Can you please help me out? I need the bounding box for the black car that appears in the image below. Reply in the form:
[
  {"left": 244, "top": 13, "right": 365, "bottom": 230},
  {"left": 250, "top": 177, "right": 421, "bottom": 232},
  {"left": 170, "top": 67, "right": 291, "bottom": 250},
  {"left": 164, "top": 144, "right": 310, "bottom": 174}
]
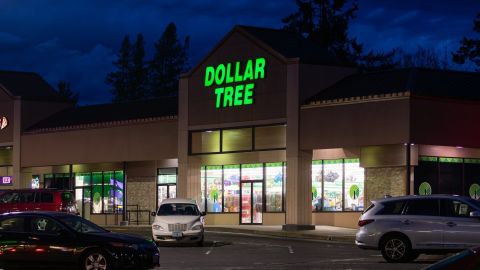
[{"left": 0, "top": 212, "right": 160, "bottom": 270}]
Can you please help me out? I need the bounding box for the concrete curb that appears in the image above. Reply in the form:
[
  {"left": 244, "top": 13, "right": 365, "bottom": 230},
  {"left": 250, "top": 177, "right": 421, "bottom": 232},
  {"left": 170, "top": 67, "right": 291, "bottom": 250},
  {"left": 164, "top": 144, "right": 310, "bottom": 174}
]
[
  {"left": 204, "top": 227, "right": 355, "bottom": 243},
  {"left": 104, "top": 225, "right": 355, "bottom": 244}
]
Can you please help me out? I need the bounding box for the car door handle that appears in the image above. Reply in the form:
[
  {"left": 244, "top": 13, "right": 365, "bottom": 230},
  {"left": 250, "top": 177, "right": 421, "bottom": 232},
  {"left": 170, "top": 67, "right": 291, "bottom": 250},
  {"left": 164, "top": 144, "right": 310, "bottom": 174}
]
[
  {"left": 446, "top": 222, "right": 457, "bottom": 227},
  {"left": 402, "top": 219, "right": 412, "bottom": 225},
  {"left": 28, "top": 236, "right": 40, "bottom": 241}
]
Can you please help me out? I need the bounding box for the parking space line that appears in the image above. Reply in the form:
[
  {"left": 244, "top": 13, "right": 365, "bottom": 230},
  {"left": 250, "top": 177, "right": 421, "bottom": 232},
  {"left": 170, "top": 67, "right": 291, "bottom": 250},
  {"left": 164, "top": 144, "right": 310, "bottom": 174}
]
[{"left": 205, "top": 241, "right": 216, "bottom": 255}]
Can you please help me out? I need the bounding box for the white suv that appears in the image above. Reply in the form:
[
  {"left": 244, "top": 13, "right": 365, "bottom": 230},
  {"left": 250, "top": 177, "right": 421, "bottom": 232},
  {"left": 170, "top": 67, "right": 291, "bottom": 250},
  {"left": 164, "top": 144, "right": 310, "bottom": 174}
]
[
  {"left": 356, "top": 195, "right": 480, "bottom": 262},
  {"left": 151, "top": 198, "right": 205, "bottom": 245}
]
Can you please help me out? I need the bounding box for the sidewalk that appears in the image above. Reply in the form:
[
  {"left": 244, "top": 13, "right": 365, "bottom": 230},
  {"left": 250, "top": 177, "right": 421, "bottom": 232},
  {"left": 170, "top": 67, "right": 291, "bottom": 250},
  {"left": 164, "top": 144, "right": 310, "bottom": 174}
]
[{"left": 105, "top": 224, "right": 357, "bottom": 244}]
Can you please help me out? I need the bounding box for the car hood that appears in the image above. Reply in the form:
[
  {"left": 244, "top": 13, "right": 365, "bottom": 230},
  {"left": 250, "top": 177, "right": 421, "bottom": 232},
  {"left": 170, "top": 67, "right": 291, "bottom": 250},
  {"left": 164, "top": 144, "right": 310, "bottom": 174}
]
[{"left": 154, "top": 215, "right": 201, "bottom": 224}]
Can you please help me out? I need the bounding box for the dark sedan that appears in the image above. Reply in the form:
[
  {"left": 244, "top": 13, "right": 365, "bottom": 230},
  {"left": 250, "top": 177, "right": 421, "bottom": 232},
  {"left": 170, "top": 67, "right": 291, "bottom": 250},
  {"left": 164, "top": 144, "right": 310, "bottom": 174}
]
[{"left": 0, "top": 212, "right": 159, "bottom": 270}]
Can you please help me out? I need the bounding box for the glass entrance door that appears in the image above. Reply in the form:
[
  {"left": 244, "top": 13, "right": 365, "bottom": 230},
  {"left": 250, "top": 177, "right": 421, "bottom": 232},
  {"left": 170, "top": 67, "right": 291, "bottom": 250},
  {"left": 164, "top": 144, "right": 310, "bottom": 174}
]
[
  {"left": 157, "top": 184, "right": 176, "bottom": 207},
  {"left": 241, "top": 182, "right": 263, "bottom": 224}
]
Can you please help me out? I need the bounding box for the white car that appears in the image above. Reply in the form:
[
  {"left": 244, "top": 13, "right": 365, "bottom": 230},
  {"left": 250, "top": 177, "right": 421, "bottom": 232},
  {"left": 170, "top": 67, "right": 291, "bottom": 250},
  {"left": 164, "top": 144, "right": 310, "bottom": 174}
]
[
  {"left": 151, "top": 198, "right": 205, "bottom": 245},
  {"left": 356, "top": 195, "right": 480, "bottom": 263}
]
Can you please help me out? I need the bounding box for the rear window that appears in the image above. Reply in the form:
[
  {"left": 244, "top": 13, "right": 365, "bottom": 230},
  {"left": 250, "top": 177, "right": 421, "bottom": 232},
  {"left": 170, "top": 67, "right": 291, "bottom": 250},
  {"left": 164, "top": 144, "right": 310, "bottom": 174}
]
[
  {"left": 363, "top": 203, "right": 375, "bottom": 214},
  {"left": 40, "top": 192, "right": 54, "bottom": 203},
  {"left": 61, "top": 192, "right": 74, "bottom": 203},
  {"left": 157, "top": 203, "right": 200, "bottom": 216},
  {"left": 376, "top": 200, "right": 406, "bottom": 215}
]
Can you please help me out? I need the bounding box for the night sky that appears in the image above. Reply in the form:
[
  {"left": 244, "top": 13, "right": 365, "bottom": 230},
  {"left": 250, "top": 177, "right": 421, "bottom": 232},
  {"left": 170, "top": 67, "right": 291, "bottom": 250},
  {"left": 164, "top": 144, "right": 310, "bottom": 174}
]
[{"left": 0, "top": 0, "right": 479, "bottom": 104}]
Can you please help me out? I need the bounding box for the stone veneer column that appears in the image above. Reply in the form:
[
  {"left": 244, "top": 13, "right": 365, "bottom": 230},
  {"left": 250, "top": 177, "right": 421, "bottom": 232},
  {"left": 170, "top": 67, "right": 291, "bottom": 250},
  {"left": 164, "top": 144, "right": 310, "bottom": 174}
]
[
  {"left": 365, "top": 167, "right": 407, "bottom": 206},
  {"left": 13, "top": 99, "right": 21, "bottom": 189}
]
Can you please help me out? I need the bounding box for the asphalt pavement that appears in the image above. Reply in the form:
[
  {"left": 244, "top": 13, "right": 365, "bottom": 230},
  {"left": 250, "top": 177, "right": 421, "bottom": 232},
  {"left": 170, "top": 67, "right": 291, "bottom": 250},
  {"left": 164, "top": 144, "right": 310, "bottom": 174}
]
[{"left": 153, "top": 231, "right": 446, "bottom": 270}]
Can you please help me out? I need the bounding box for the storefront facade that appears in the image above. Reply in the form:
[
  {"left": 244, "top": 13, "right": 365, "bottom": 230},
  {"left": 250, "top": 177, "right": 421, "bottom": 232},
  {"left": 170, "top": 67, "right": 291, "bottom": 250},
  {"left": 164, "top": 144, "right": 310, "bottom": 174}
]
[{"left": 2, "top": 26, "right": 480, "bottom": 228}]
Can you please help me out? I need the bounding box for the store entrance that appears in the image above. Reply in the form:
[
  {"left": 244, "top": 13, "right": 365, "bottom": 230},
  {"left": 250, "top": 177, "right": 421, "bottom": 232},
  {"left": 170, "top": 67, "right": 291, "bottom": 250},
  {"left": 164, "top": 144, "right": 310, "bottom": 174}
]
[
  {"left": 240, "top": 181, "right": 263, "bottom": 224},
  {"left": 157, "top": 184, "right": 176, "bottom": 206}
]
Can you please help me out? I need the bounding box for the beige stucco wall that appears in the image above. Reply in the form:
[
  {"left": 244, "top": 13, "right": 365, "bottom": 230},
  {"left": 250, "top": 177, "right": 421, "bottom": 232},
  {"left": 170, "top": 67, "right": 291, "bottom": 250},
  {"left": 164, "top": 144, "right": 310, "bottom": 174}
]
[
  {"left": 300, "top": 99, "right": 410, "bottom": 150},
  {"left": 312, "top": 212, "right": 361, "bottom": 228},
  {"left": 204, "top": 213, "right": 239, "bottom": 225},
  {"left": 263, "top": 213, "right": 285, "bottom": 225},
  {"left": 21, "top": 119, "right": 178, "bottom": 167}
]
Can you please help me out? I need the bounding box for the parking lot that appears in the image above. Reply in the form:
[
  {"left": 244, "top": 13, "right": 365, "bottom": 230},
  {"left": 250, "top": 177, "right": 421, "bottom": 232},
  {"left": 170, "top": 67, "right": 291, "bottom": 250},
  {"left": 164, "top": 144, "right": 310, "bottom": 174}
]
[{"left": 152, "top": 231, "right": 446, "bottom": 270}]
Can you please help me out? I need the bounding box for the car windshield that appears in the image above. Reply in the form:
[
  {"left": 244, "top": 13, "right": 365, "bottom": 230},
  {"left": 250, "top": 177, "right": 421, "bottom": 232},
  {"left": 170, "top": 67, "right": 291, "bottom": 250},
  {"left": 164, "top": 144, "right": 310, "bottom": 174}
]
[
  {"left": 157, "top": 203, "right": 200, "bottom": 216},
  {"left": 56, "top": 215, "right": 107, "bottom": 233}
]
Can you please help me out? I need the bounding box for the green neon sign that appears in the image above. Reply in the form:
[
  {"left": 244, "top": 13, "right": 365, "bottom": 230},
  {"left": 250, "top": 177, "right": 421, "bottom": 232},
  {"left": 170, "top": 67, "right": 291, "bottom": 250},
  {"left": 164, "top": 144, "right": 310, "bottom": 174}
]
[
  {"left": 469, "top": 183, "right": 480, "bottom": 199},
  {"left": 419, "top": 182, "right": 432, "bottom": 195},
  {"left": 204, "top": 58, "right": 266, "bottom": 109}
]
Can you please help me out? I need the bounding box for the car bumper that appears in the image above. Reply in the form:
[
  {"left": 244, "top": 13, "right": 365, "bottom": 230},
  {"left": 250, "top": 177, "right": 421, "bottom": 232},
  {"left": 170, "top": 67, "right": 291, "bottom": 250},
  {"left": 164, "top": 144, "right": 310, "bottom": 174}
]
[
  {"left": 355, "top": 228, "right": 378, "bottom": 250},
  {"left": 108, "top": 246, "right": 160, "bottom": 269},
  {"left": 153, "top": 230, "right": 203, "bottom": 243}
]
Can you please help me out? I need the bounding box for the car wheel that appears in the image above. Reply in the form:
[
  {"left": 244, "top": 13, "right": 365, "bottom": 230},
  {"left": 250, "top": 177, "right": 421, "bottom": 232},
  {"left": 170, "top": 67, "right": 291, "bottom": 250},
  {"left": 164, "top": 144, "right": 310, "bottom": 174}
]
[
  {"left": 380, "top": 235, "right": 413, "bottom": 263},
  {"left": 82, "top": 249, "right": 109, "bottom": 270}
]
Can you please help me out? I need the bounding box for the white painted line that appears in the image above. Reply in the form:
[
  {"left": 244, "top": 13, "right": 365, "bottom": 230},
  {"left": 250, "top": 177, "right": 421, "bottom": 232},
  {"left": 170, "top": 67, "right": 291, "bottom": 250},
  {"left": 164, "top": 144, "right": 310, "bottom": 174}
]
[
  {"left": 287, "top": 245, "right": 294, "bottom": 254},
  {"left": 205, "top": 241, "right": 216, "bottom": 255}
]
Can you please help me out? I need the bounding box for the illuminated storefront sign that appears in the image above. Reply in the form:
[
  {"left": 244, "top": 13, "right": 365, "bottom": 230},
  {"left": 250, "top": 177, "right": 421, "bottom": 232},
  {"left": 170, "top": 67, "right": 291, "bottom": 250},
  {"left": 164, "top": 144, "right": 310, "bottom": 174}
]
[
  {"left": 204, "top": 58, "right": 266, "bottom": 109},
  {"left": 0, "top": 176, "right": 12, "bottom": 186},
  {"left": 0, "top": 116, "right": 7, "bottom": 130}
]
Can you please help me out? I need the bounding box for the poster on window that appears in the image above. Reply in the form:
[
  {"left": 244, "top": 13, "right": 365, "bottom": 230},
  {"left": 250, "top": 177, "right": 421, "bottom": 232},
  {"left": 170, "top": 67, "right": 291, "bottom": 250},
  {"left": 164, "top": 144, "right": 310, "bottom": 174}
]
[
  {"left": 323, "top": 160, "right": 343, "bottom": 211},
  {"left": 206, "top": 166, "right": 223, "bottom": 212},
  {"left": 241, "top": 164, "right": 263, "bottom": 181},
  {"left": 223, "top": 165, "right": 240, "bottom": 212},
  {"left": 344, "top": 159, "right": 364, "bottom": 211}
]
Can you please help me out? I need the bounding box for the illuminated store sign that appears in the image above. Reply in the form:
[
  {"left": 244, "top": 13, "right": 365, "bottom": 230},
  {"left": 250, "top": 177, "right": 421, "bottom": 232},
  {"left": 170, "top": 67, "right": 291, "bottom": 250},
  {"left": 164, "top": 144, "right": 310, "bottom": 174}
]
[
  {"left": 0, "top": 117, "right": 7, "bottom": 130},
  {"left": 204, "top": 57, "right": 266, "bottom": 109},
  {"left": 0, "top": 176, "right": 12, "bottom": 186}
]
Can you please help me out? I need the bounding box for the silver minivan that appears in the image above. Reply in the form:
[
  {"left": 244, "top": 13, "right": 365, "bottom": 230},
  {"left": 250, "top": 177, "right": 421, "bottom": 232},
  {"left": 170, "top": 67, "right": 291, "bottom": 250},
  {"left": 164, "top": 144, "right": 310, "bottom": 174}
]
[{"left": 356, "top": 195, "right": 480, "bottom": 262}]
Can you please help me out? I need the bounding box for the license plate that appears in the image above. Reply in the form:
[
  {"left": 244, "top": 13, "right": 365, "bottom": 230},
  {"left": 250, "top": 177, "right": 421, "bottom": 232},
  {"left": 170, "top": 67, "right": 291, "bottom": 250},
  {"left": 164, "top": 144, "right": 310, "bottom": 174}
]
[{"left": 172, "top": 231, "right": 182, "bottom": 238}]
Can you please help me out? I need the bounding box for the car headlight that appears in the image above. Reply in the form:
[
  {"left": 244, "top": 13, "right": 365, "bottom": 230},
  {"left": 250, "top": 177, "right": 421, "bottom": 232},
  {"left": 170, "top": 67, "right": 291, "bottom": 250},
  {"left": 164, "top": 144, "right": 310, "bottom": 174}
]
[
  {"left": 191, "top": 224, "right": 203, "bottom": 231},
  {"left": 110, "top": 242, "right": 139, "bottom": 250},
  {"left": 152, "top": 224, "right": 164, "bottom": 231}
]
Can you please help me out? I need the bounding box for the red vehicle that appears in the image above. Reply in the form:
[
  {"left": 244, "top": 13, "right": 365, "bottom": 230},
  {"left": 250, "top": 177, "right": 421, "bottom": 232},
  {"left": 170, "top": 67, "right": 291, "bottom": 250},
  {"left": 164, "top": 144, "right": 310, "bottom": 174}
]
[{"left": 0, "top": 189, "right": 77, "bottom": 214}]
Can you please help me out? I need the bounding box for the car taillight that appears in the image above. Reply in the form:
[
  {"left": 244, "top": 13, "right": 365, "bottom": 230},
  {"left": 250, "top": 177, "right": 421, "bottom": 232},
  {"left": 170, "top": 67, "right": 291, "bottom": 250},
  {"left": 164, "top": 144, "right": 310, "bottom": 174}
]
[{"left": 358, "top": 219, "right": 374, "bottom": 227}]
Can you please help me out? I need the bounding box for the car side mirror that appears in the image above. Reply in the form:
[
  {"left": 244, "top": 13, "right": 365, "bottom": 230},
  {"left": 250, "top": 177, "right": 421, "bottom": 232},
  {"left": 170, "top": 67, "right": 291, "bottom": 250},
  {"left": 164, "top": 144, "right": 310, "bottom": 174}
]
[
  {"left": 201, "top": 212, "right": 206, "bottom": 216},
  {"left": 151, "top": 212, "right": 156, "bottom": 217},
  {"left": 470, "top": 210, "right": 480, "bottom": 218}
]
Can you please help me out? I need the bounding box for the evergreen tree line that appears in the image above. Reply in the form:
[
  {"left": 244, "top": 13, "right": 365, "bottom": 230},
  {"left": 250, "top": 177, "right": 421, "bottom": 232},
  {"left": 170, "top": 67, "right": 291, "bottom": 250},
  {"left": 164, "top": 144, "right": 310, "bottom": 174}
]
[
  {"left": 106, "top": 22, "right": 189, "bottom": 102},
  {"left": 58, "top": 2, "right": 480, "bottom": 104}
]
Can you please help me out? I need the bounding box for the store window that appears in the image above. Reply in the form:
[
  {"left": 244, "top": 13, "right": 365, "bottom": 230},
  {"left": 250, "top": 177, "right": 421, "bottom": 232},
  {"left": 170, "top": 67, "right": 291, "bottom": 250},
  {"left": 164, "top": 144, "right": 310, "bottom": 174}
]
[
  {"left": 255, "top": 125, "right": 286, "bottom": 150},
  {"left": 76, "top": 171, "right": 124, "bottom": 215},
  {"left": 191, "top": 130, "right": 220, "bottom": 154},
  {"left": 323, "top": 159, "right": 343, "bottom": 211},
  {"left": 222, "top": 128, "right": 252, "bottom": 152},
  {"left": 311, "top": 160, "right": 323, "bottom": 211},
  {"left": 157, "top": 168, "right": 177, "bottom": 208},
  {"left": 206, "top": 166, "right": 223, "bottom": 212},
  {"left": 200, "top": 162, "right": 285, "bottom": 214},
  {"left": 223, "top": 165, "right": 240, "bottom": 212},
  {"left": 265, "top": 163, "right": 283, "bottom": 212},
  {"left": 344, "top": 159, "right": 365, "bottom": 211},
  {"left": 438, "top": 158, "right": 463, "bottom": 195},
  {"left": 311, "top": 159, "right": 364, "bottom": 212},
  {"left": 44, "top": 173, "right": 71, "bottom": 189},
  {"left": 241, "top": 164, "right": 263, "bottom": 181}
]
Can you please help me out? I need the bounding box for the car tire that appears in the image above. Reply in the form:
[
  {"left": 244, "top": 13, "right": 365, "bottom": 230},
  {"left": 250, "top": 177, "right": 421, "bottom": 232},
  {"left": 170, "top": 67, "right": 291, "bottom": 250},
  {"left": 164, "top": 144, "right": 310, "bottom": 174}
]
[
  {"left": 81, "top": 249, "right": 110, "bottom": 270},
  {"left": 380, "top": 235, "right": 413, "bottom": 263}
]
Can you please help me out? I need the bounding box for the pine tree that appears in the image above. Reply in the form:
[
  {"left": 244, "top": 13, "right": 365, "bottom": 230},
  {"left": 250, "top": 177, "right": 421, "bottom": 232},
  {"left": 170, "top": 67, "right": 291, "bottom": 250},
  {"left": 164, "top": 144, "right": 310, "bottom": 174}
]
[
  {"left": 106, "top": 35, "right": 133, "bottom": 102},
  {"left": 283, "top": 0, "right": 395, "bottom": 70},
  {"left": 57, "top": 80, "right": 79, "bottom": 106},
  {"left": 131, "top": 33, "right": 148, "bottom": 100},
  {"left": 149, "top": 22, "right": 189, "bottom": 97}
]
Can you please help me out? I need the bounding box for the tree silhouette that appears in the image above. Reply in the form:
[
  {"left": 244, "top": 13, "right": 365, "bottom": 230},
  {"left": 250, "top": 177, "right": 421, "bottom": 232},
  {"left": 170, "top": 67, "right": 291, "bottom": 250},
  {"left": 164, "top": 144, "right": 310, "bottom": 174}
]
[
  {"left": 453, "top": 13, "right": 480, "bottom": 69},
  {"left": 57, "top": 80, "right": 79, "bottom": 106}
]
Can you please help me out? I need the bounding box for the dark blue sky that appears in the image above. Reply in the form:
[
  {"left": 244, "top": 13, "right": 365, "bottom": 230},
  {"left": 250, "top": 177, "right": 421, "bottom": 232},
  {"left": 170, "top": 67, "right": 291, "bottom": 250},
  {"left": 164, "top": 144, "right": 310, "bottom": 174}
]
[{"left": 0, "top": 0, "right": 479, "bottom": 104}]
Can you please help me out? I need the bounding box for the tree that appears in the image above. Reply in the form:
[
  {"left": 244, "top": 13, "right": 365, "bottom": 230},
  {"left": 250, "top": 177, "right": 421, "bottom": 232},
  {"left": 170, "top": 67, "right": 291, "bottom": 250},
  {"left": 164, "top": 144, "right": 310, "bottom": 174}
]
[
  {"left": 283, "top": 0, "right": 361, "bottom": 65},
  {"left": 149, "top": 22, "right": 189, "bottom": 97},
  {"left": 106, "top": 35, "right": 133, "bottom": 102},
  {"left": 131, "top": 33, "right": 148, "bottom": 100},
  {"left": 283, "top": 0, "right": 395, "bottom": 70},
  {"left": 398, "top": 46, "right": 449, "bottom": 70},
  {"left": 453, "top": 13, "right": 480, "bottom": 69},
  {"left": 107, "top": 34, "right": 149, "bottom": 102},
  {"left": 57, "top": 80, "right": 79, "bottom": 106}
]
